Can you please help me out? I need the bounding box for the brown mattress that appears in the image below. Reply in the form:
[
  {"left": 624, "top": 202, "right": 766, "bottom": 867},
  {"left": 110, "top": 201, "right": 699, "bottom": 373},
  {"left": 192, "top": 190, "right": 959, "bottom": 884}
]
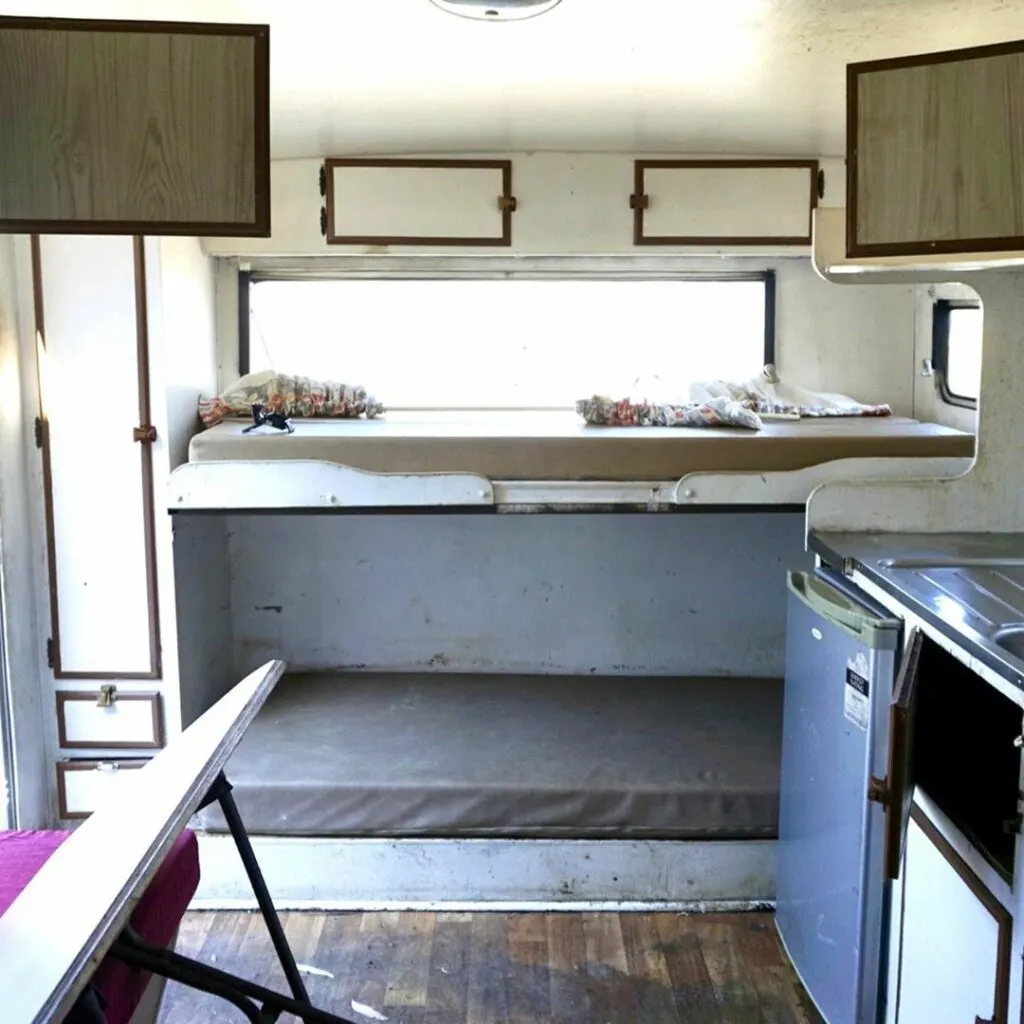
[
  {"left": 196, "top": 672, "right": 783, "bottom": 839},
  {"left": 188, "top": 416, "right": 974, "bottom": 481}
]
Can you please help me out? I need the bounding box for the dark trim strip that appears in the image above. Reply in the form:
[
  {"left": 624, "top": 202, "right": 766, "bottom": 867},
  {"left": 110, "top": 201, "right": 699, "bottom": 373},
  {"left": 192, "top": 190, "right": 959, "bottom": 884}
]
[
  {"left": 31, "top": 235, "right": 63, "bottom": 678},
  {"left": 133, "top": 238, "right": 162, "bottom": 679},
  {"left": 238, "top": 269, "right": 252, "bottom": 377},
  {"left": 32, "top": 235, "right": 161, "bottom": 680},
  {"left": 846, "top": 61, "right": 860, "bottom": 263},
  {"left": 848, "top": 36, "right": 1024, "bottom": 75},
  {"left": 633, "top": 159, "right": 820, "bottom": 247},
  {"left": 324, "top": 158, "right": 514, "bottom": 247},
  {"left": 848, "top": 235, "right": 1024, "bottom": 260},
  {"left": 0, "top": 14, "right": 269, "bottom": 33},
  {"left": 762, "top": 270, "right": 776, "bottom": 367},
  {"left": 911, "top": 804, "right": 1012, "bottom": 1024},
  {"left": 55, "top": 691, "right": 164, "bottom": 751}
]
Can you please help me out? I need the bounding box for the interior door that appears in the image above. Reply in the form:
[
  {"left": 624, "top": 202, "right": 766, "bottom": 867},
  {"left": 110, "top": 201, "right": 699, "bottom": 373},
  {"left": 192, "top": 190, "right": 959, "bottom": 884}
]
[{"left": 869, "top": 626, "right": 923, "bottom": 880}]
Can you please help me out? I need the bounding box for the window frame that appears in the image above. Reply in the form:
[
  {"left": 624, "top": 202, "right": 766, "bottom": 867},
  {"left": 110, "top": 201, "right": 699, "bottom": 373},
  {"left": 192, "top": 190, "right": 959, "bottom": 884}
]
[
  {"left": 237, "top": 268, "right": 777, "bottom": 403},
  {"left": 931, "top": 298, "right": 981, "bottom": 410}
]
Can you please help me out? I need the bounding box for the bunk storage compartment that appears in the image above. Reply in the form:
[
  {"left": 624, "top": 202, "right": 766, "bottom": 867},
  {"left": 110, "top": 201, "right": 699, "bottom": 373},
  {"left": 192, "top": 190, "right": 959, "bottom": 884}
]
[
  {"left": 186, "top": 415, "right": 974, "bottom": 481},
  {"left": 197, "top": 672, "right": 783, "bottom": 839}
]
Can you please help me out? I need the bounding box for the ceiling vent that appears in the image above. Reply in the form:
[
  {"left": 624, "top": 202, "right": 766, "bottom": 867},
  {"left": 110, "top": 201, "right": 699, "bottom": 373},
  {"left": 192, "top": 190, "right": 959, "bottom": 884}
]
[{"left": 428, "top": 0, "right": 563, "bottom": 21}]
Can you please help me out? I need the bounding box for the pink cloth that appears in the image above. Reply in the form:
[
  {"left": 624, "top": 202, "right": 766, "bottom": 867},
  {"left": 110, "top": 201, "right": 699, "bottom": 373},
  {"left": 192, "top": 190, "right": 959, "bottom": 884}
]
[{"left": 0, "top": 828, "right": 200, "bottom": 1023}]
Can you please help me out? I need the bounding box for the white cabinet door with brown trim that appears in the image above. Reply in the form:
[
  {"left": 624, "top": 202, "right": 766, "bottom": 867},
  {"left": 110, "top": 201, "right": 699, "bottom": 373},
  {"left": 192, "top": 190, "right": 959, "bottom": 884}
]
[
  {"left": 322, "top": 158, "right": 514, "bottom": 246},
  {"left": 895, "top": 808, "right": 1011, "bottom": 1024},
  {"left": 33, "top": 234, "right": 160, "bottom": 680}
]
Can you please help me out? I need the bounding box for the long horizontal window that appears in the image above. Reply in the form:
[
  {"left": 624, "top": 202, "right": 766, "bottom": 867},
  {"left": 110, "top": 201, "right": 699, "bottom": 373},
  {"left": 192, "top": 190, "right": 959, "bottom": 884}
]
[{"left": 243, "top": 275, "right": 774, "bottom": 411}]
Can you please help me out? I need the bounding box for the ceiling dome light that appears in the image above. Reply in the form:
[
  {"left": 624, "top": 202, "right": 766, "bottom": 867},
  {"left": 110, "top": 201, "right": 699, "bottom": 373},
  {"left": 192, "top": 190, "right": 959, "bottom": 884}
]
[{"left": 428, "top": 0, "right": 563, "bottom": 21}]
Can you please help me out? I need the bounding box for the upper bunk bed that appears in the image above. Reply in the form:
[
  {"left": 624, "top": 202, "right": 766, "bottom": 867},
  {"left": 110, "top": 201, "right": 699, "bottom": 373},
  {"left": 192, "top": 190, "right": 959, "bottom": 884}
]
[{"left": 168, "top": 412, "right": 974, "bottom": 512}]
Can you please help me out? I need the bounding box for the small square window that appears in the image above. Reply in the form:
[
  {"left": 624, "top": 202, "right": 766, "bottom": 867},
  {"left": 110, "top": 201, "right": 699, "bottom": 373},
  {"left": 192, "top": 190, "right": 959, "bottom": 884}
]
[{"left": 932, "top": 300, "right": 981, "bottom": 408}]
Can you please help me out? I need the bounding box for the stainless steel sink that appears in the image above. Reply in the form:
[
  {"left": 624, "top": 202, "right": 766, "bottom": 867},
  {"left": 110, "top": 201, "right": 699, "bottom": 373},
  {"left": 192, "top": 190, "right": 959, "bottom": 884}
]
[{"left": 991, "top": 625, "right": 1024, "bottom": 661}]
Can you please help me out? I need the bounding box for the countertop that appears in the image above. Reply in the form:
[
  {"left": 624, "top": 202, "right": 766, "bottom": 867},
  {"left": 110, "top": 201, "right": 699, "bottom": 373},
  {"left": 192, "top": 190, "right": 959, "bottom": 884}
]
[{"left": 809, "top": 530, "right": 1024, "bottom": 690}]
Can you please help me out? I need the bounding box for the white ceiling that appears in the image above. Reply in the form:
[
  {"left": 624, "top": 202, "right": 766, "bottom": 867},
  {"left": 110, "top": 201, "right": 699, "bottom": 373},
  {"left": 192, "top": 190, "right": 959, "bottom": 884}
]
[{"left": 5, "top": 0, "right": 1023, "bottom": 158}]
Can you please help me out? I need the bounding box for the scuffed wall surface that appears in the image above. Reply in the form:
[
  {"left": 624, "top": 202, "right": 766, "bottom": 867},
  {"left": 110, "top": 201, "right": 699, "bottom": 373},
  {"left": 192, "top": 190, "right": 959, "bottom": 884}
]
[
  {"left": 226, "top": 512, "right": 810, "bottom": 679},
  {"left": 173, "top": 514, "right": 235, "bottom": 727},
  {"left": 774, "top": 259, "right": 915, "bottom": 415}
]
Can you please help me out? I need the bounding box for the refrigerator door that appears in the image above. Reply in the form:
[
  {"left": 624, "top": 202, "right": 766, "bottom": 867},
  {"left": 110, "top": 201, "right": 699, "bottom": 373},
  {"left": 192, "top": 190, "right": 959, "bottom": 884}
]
[{"left": 776, "top": 570, "right": 900, "bottom": 1024}]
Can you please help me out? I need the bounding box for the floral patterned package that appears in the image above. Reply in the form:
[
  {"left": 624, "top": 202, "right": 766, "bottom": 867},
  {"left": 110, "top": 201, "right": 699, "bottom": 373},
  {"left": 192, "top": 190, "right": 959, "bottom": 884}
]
[
  {"left": 576, "top": 395, "right": 763, "bottom": 429},
  {"left": 198, "top": 370, "right": 384, "bottom": 427}
]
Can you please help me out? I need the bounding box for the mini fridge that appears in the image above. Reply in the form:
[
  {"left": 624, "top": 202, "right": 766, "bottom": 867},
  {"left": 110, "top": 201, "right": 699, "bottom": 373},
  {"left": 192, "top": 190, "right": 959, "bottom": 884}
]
[{"left": 776, "top": 568, "right": 902, "bottom": 1024}]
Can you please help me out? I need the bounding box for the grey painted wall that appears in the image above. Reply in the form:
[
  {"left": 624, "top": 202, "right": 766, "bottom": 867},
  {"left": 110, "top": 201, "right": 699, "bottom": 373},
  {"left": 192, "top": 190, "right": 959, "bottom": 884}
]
[{"left": 225, "top": 512, "right": 810, "bottom": 679}]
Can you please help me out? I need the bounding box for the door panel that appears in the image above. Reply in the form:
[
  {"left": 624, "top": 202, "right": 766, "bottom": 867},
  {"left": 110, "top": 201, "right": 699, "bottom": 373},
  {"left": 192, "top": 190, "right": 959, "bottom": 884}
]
[
  {"left": 897, "top": 807, "right": 1010, "bottom": 1024},
  {"left": 878, "top": 627, "right": 923, "bottom": 880},
  {"left": 34, "top": 235, "right": 160, "bottom": 677}
]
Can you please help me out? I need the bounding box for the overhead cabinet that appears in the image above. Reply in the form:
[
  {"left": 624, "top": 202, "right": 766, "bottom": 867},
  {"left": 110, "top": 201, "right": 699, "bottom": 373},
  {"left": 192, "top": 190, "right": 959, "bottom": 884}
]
[
  {"left": 847, "top": 39, "right": 1024, "bottom": 257},
  {"left": 0, "top": 16, "right": 270, "bottom": 235},
  {"left": 322, "top": 158, "right": 515, "bottom": 246},
  {"left": 631, "top": 160, "right": 821, "bottom": 246}
]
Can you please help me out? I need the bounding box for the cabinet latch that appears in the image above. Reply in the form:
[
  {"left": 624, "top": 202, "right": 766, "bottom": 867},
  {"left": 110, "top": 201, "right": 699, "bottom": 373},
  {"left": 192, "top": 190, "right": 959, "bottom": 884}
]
[
  {"left": 132, "top": 425, "right": 157, "bottom": 444},
  {"left": 498, "top": 195, "right": 517, "bottom": 213},
  {"left": 96, "top": 684, "right": 117, "bottom": 708},
  {"left": 629, "top": 193, "right": 650, "bottom": 211},
  {"left": 867, "top": 775, "right": 890, "bottom": 806}
]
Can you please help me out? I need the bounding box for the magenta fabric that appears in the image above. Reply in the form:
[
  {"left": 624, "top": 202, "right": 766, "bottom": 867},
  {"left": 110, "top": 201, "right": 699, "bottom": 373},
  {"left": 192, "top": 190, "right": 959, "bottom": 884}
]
[{"left": 0, "top": 828, "right": 200, "bottom": 1024}]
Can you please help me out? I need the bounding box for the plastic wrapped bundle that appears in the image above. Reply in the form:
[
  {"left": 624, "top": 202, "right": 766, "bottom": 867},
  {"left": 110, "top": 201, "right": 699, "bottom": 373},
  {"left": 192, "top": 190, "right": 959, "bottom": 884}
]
[
  {"left": 199, "top": 370, "right": 384, "bottom": 427},
  {"left": 576, "top": 394, "right": 762, "bottom": 430}
]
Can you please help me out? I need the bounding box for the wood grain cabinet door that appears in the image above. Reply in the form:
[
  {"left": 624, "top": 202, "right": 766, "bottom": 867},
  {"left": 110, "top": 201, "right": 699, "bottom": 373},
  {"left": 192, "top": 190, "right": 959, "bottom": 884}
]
[
  {"left": 847, "top": 39, "right": 1024, "bottom": 258},
  {"left": 0, "top": 16, "right": 270, "bottom": 236}
]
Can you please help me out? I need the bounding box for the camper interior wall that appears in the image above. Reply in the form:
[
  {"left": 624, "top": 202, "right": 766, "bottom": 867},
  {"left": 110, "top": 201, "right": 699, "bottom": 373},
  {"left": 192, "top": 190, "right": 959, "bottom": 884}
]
[
  {"left": 144, "top": 237, "right": 230, "bottom": 735},
  {"left": 225, "top": 512, "right": 812, "bottom": 680},
  {"left": 0, "top": 235, "right": 46, "bottom": 828}
]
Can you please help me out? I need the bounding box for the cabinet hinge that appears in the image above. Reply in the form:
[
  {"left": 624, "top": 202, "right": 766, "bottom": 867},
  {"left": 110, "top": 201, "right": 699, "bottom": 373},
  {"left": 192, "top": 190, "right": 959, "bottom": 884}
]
[
  {"left": 817, "top": 168, "right": 826, "bottom": 201},
  {"left": 867, "top": 775, "right": 890, "bottom": 806},
  {"left": 319, "top": 206, "right": 327, "bottom": 237},
  {"left": 1002, "top": 813, "right": 1023, "bottom": 835},
  {"left": 34, "top": 416, "right": 43, "bottom": 449},
  {"left": 46, "top": 637, "right": 54, "bottom": 669},
  {"left": 318, "top": 163, "right": 327, "bottom": 197}
]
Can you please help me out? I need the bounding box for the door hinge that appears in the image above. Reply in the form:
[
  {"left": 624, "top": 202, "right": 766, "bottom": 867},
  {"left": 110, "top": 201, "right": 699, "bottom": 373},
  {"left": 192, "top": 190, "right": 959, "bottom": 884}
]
[
  {"left": 46, "top": 637, "right": 54, "bottom": 669},
  {"left": 868, "top": 775, "right": 890, "bottom": 806},
  {"left": 34, "top": 416, "right": 43, "bottom": 449}
]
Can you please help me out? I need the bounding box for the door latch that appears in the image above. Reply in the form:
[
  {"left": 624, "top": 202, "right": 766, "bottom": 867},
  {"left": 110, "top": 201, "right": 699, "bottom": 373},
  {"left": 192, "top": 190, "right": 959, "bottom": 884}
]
[{"left": 867, "top": 776, "right": 890, "bottom": 806}]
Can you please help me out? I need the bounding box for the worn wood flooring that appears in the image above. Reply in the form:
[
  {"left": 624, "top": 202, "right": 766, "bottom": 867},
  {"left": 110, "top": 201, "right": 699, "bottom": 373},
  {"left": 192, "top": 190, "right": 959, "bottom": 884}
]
[{"left": 157, "top": 910, "right": 822, "bottom": 1023}]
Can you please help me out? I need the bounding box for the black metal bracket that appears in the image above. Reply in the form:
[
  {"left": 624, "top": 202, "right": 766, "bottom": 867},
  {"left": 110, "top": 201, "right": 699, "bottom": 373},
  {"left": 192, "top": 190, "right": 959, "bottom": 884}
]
[{"left": 107, "top": 771, "right": 358, "bottom": 1024}]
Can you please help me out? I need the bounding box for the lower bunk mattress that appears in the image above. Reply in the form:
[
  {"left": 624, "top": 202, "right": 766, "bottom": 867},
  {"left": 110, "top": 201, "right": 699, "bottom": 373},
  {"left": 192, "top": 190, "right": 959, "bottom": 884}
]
[{"left": 196, "top": 672, "right": 783, "bottom": 839}]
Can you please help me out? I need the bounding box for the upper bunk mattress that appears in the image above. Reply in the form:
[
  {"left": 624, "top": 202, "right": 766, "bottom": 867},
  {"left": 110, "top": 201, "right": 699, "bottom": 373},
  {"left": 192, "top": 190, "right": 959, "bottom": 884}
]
[
  {"left": 195, "top": 672, "right": 783, "bottom": 839},
  {"left": 188, "top": 416, "right": 974, "bottom": 481}
]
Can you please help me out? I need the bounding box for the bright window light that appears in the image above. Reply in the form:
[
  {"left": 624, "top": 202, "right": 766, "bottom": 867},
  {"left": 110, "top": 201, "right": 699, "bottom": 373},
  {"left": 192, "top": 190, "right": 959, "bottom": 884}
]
[
  {"left": 247, "top": 278, "right": 769, "bottom": 411},
  {"left": 945, "top": 306, "right": 982, "bottom": 403}
]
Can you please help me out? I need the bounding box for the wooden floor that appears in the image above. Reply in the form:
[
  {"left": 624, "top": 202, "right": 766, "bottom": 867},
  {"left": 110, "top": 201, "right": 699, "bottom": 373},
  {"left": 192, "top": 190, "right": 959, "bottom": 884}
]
[{"left": 157, "top": 910, "right": 822, "bottom": 1023}]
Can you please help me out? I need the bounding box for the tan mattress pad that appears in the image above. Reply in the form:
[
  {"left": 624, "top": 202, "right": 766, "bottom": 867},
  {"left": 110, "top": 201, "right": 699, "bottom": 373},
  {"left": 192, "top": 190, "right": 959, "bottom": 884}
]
[
  {"left": 188, "top": 415, "right": 974, "bottom": 482},
  {"left": 196, "top": 672, "right": 784, "bottom": 839}
]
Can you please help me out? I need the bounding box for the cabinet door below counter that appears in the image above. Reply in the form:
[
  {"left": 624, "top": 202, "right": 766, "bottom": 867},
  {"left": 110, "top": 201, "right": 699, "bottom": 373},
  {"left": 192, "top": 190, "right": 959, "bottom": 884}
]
[{"left": 896, "top": 807, "right": 1010, "bottom": 1024}]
